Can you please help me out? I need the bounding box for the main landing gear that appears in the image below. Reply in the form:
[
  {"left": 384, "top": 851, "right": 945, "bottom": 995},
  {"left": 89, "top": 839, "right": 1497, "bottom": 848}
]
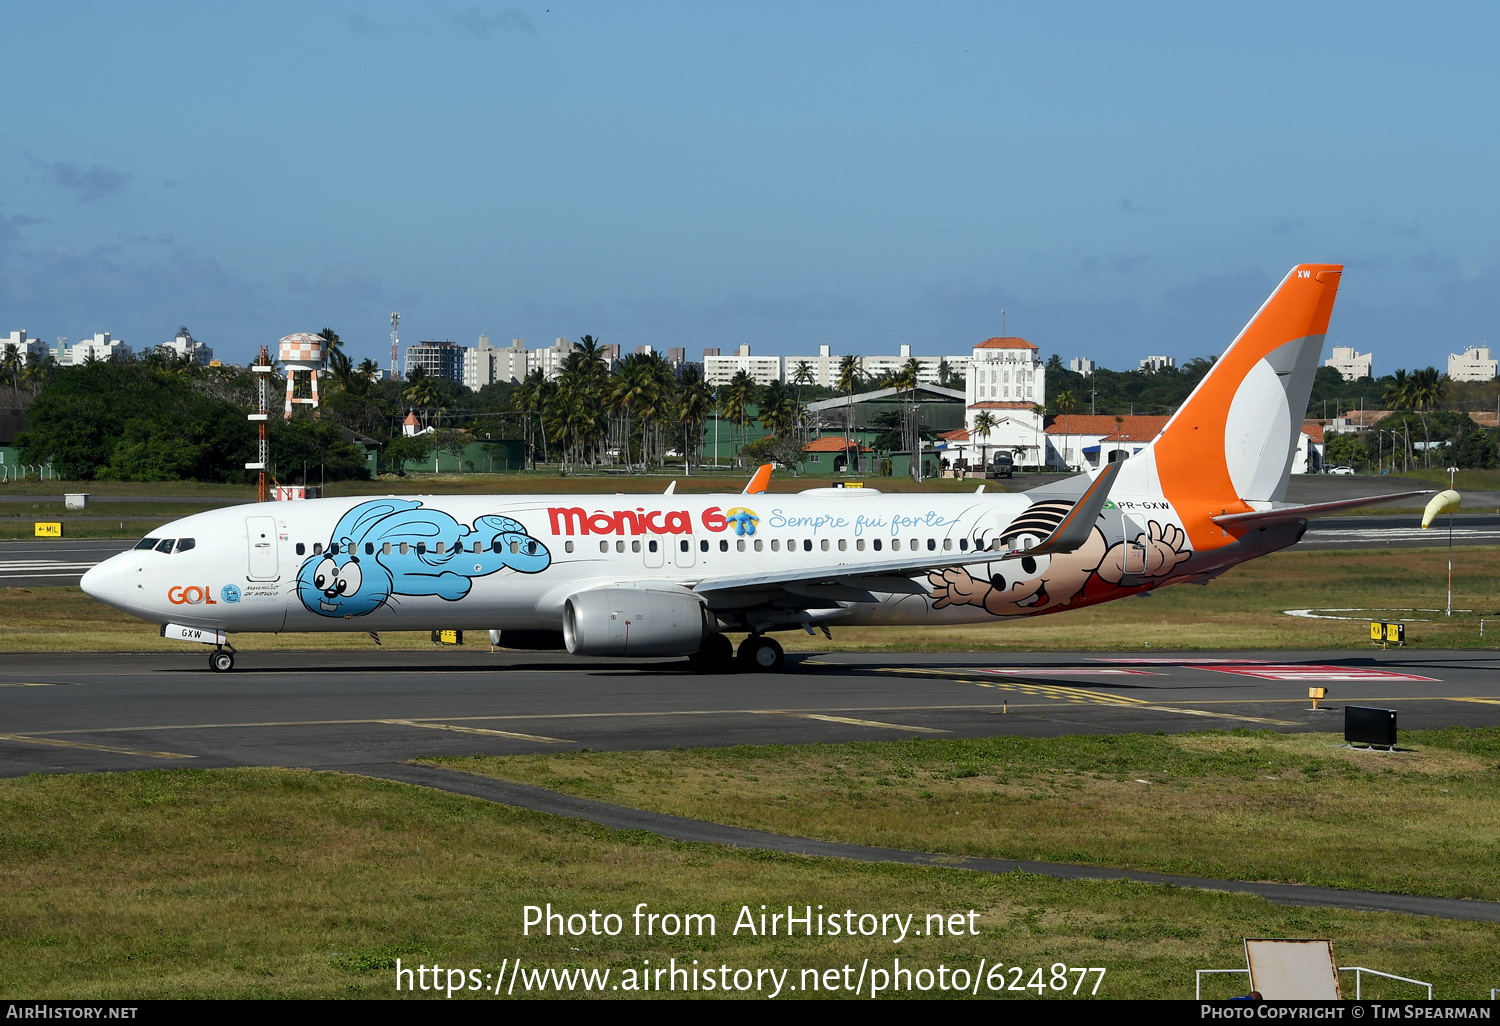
[
  {"left": 688, "top": 633, "right": 735, "bottom": 674},
  {"left": 736, "top": 635, "right": 784, "bottom": 673},
  {"left": 209, "top": 648, "right": 235, "bottom": 673}
]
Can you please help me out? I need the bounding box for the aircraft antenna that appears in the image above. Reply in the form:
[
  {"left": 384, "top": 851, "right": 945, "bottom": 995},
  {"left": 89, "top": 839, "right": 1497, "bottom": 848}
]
[{"left": 389, "top": 312, "right": 400, "bottom": 380}]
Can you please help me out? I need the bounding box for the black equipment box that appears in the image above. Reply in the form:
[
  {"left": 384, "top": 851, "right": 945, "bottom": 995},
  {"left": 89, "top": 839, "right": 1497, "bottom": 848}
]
[{"left": 1345, "top": 705, "right": 1398, "bottom": 749}]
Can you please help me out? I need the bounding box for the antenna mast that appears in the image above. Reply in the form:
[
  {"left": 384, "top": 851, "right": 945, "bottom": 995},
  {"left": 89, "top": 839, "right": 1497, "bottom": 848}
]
[{"left": 389, "top": 312, "right": 400, "bottom": 380}]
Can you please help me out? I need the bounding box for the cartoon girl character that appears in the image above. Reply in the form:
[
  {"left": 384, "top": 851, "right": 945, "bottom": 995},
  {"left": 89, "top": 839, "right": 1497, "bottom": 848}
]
[
  {"left": 296, "top": 499, "right": 551, "bottom": 618},
  {"left": 927, "top": 500, "right": 1190, "bottom": 617}
]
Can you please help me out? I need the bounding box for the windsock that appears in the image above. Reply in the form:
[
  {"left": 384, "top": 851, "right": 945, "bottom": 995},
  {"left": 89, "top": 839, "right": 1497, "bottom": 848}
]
[{"left": 1421, "top": 489, "right": 1461, "bottom": 528}]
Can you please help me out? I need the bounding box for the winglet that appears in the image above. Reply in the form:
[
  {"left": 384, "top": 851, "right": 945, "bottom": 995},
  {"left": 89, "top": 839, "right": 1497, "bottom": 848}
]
[
  {"left": 664, "top": 480, "right": 677, "bottom": 495},
  {"left": 743, "top": 464, "right": 773, "bottom": 495},
  {"left": 1026, "top": 458, "right": 1124, "bottom": 556}
]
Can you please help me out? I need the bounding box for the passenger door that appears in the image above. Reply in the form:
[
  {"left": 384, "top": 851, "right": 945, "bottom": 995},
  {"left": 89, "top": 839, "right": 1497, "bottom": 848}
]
[{"left": 246, "top": 516, "right": 280, "bottom": 581}]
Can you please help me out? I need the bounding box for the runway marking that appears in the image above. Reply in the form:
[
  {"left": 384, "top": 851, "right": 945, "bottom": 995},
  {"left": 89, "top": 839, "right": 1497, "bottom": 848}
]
[
  {"left": 1449, "top": 698, "right": 1500, "bottom": 706},
  {"left": 1198, "top": 664, "right": 1440, "bottom": 682},
  {"left": 376, "top": 719, "right": 575, "bottom": 744},
  {"left": 974, "top": 667, "right": 1162, "bottom": 676},
  {"left": 0, "top": 682, "right": 76, "bottom": 688},
  {"left": 763, "top": 712, "right": 947, "bottom": 734},
  {"left": 966, "top": 680, "right": 1297, "bottom": 726},
  {"left": 0, "top": 733, "right": 194, "bottom": 759}
]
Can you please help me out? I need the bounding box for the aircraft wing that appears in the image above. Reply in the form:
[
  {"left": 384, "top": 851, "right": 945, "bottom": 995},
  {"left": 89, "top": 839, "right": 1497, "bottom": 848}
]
[
  {"left": 1209, "top": 490, "right": 1431, "bottom": 528},
  {"left": 694, "top": 459, "right": 1123, "bottom": 598}
]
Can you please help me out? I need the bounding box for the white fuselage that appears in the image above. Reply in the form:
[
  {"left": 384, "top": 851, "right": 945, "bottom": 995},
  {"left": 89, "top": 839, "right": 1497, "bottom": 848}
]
[{"left": 79, "top": 486, "right": 1297, "bottom": 640}]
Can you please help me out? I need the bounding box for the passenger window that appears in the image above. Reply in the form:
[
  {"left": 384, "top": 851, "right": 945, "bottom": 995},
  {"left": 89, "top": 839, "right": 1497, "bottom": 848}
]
[
  {"left": 679, "top": 540, "right": 688, "bottom": 552},
  {"left": 492, "top": 539, "right": 503, "bottom": 553},
  {"left": 649, "top": 540, "right": 658, "bottom": 553},
  {"left": 803, "top": 539, "right": 812, "bottom": 552},
  {"left": 820, "top": 539, "right": 829, "bottom": 551},
  {"left": 565, "top": 540, "right": 575, "bottom": 553},
  {"left": 700, "top": 540, "right": 709, "bottom": 552},
  {"left": 510, "top": 541, "right": 520, "bottom": 554},
  {"left": 332, "top": 543, "right": 342, "bottom": 555},
  {"left": 856, "top": 539, "right": 865, "bottom": 551},
  {"left": 366, "top": 543, "right": 375, "bottom": 555},
  {"left": 472, "top": 541, "right": 481, "bottom": 553},
  {"left": 891, "top": 539, "right": 901, "bottom": 551},
  {"left": 313, "top": 542, "right": 324, "bottom": 555},
  {"left": 382, "top": 542, "right": 392, "bottom": 555},
  {"left": 415, "top": 543, "right": 425, "bottom": 555},
  {"left": 736, "top": 539, "right": 745, "bottom": 552},
  {"left": 176, "top": 538, "right": 195, "bottom": 553},
  {"left": 527, "top": 541, "right": 537, "bottom": 555},
  {"left": 435, "top": 542, "right": 446, "bottom": 554},
  {"left": 135, "top": 538, "right": 159, "bottom": 550},
  {"left": 600, "top": 541, "right": 609, "bottom": 553},
  {"left": 400, "top": 542, "right": 410, "bottom": 555},
  {"left": 873, "top": 539, "right": 883, "bottom": 551},
  {"left": 719, "top": 539, "right": 729, "bottom": 552},
  {"left": 771, "top": 539, "right": 780, "bottom": 552},
  {"left": 959, "top": 538, "right": 968, "bottom": 551},
  {"left": 837, "top": 539, "right": 846, "bottom": 551},
  {"left": 927, "top": 538, "right": 936, "bottom": 551},
  {"left": 155, "top": 539, "right": 175, "bottom": 553},
  {"left": 632, "top": 540, "right": 641, "bottom": 553},
  {"left": 296, "top": 542, "right": 306, "bottom": 555},
  {"left": 943, "top": 538, "right": 952, "bottom": 551},
  {"left": 615, "top": 541, "right": 625, "bottom": 553},
  {"left": 754, "top": 539, "right": 763, "bottom": 551}
]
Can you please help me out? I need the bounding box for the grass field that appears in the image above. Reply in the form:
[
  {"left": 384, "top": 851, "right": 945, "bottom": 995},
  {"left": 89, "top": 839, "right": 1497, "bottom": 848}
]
[
  {"left": 1, "top": 766, "right": 1495, "bottom": 999},
  {"left": 432, "top": 728, "right": 1500, "bottom": 903},
  {"left": 4, "top": 545, "right": 1496, "bottom": 653}
]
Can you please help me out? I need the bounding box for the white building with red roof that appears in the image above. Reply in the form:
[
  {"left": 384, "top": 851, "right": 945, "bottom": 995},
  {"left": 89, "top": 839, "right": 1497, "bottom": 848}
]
[{"left": 962, "top": 336, "right": 1050, "bottom": 469}]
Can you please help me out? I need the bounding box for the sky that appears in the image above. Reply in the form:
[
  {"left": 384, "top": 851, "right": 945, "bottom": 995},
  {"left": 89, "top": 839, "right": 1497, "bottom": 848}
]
[{"left": 3, "top": 2, "right": 1500, "bottom": 373}]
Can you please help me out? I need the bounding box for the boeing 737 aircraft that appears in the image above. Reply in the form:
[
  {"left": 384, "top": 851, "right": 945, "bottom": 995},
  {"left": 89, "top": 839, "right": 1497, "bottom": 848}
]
[{"left": 81, "top": 265, "right": 1425, "bottom": 672}]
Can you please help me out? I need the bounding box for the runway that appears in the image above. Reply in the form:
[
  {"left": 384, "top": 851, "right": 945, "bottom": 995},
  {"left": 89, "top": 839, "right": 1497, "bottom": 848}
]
[{"left": 3, "top": 649, "right": 1498, "bottom": 778}]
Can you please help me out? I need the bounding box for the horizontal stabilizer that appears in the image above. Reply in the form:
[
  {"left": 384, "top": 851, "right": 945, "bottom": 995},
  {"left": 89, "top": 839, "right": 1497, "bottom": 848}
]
[
  {"left": 1209, "top": 490, "right": 1431, "bottom": 529},
  {"left": 1025, "top": 458, "right": 1123, "bottom": 556}
]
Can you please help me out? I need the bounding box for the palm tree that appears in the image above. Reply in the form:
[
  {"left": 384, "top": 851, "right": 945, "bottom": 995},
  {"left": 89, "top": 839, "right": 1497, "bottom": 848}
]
[
  {"left": 610, "top": 354, "right": 652, "bottom": 468},
  {"left": 403, "top": 374, "right": 439, "bottom": 427},
  {"left": 895, "top": 357, "right": 923, "bottom": 476},
  {"left": 1052, "top": 390, "right": 1078, "bottom": 470},
  {"left": 1030, "top": 404, "right": 1046, "bottom": 471},
  {"left": 836, "top": 354, "right": 861, "bottom": 454},
  {"left": 356, "top": 357, "right": 381, "bottom": 386},
  {"left": 1407, "top": 366, "right": 1447, "bottom": 468},
  {"left": 971, "top": 410, "right": 997, "bottom": 474},
  {"left": 319, "top": 328, "right": 343, "bottom": 362},
  {"left": 791, "top": 360, "right": 814, "bottom": 400},
  {"left": 757, "top": 380, "right": 800, "bottom": 438},
  {"left": 512, "top": 368, "right": 544, "bottom": 469},
  {"left": 722, "top": 371, "right": 756, "bottom": 466},
  {"left": 675, "top": 365, "right": 713, "bottom": 474},
  {"left": 1383, "top": 370, "right": 1414, "bottom": 471},
  {"left": 1112, "top": 414, "right": 1125, "bottom": 462},
  {"left": 0, "top": 344, "right": 20, "bottom": 392},
  {"left": 326, "top": 350, "right": 356, "bottom": 393}
]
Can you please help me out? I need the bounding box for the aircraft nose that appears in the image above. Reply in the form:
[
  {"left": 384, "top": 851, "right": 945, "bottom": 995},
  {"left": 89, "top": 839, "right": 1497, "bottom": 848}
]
[{"left": 81, "top": 552, "right": 134, "bottom": 604}]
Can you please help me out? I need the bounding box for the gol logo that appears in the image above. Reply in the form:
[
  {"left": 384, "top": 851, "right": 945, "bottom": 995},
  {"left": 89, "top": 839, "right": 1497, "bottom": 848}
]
[{"left": 168, "top": 585, "right": 219, "bottom": 605}]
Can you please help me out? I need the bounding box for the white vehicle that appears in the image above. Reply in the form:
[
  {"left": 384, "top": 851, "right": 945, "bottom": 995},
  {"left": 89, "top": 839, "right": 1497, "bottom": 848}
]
[
  {"left": 1327, "top": 465, "right": 1355, "bottom": 475},
  {"left": 82, "top": 265, "right": 1425, "bottom": 673}
]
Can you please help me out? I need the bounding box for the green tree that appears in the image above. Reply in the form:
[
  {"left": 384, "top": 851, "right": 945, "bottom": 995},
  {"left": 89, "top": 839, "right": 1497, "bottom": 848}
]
[
  {"left": 1323, "top": 432, "right": 1366, "bottom": 469},
  {"left": 971, "top": 410, "right": 997, "bottom": 471},
  {"left": 1052, "top": 390, "right": 1078, "bottom": 470},
  {"left": 382, "top": 434, "right": 433, "bottom": 476}
]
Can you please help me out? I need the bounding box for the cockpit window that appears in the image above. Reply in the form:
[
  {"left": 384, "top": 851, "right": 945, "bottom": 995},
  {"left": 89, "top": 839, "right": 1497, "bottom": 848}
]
[
  {"left": 155, "top": 539, "right": 176, "bottom": 553},
  {"left": 175, "top": 538, "right": 195, "bottom": 553},
  {"left": 135, "top": 538, "right": 160, "bottom": 551}
]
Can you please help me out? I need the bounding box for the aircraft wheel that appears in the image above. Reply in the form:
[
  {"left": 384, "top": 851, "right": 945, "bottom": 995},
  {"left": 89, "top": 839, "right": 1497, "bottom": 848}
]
[
  {"left": 209, "top": 650, "right": 235, "bottom": 673},
  {"left": 737, "top": 635, "right": 784, "bottom": 673},
  {"left": 689, "top": 633, "right": 735, "bottom": 674}
]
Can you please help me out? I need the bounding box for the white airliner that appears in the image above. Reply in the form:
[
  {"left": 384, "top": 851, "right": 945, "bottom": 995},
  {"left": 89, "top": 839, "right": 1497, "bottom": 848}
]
[{"left": 82, "top": 264, "right": 1423, "bottom": 673}]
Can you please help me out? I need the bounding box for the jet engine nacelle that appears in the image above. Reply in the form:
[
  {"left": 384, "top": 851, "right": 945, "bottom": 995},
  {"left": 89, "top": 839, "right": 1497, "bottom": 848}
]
[{"left": 562, "top": 586, "right": 708, "bottom": 657}]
